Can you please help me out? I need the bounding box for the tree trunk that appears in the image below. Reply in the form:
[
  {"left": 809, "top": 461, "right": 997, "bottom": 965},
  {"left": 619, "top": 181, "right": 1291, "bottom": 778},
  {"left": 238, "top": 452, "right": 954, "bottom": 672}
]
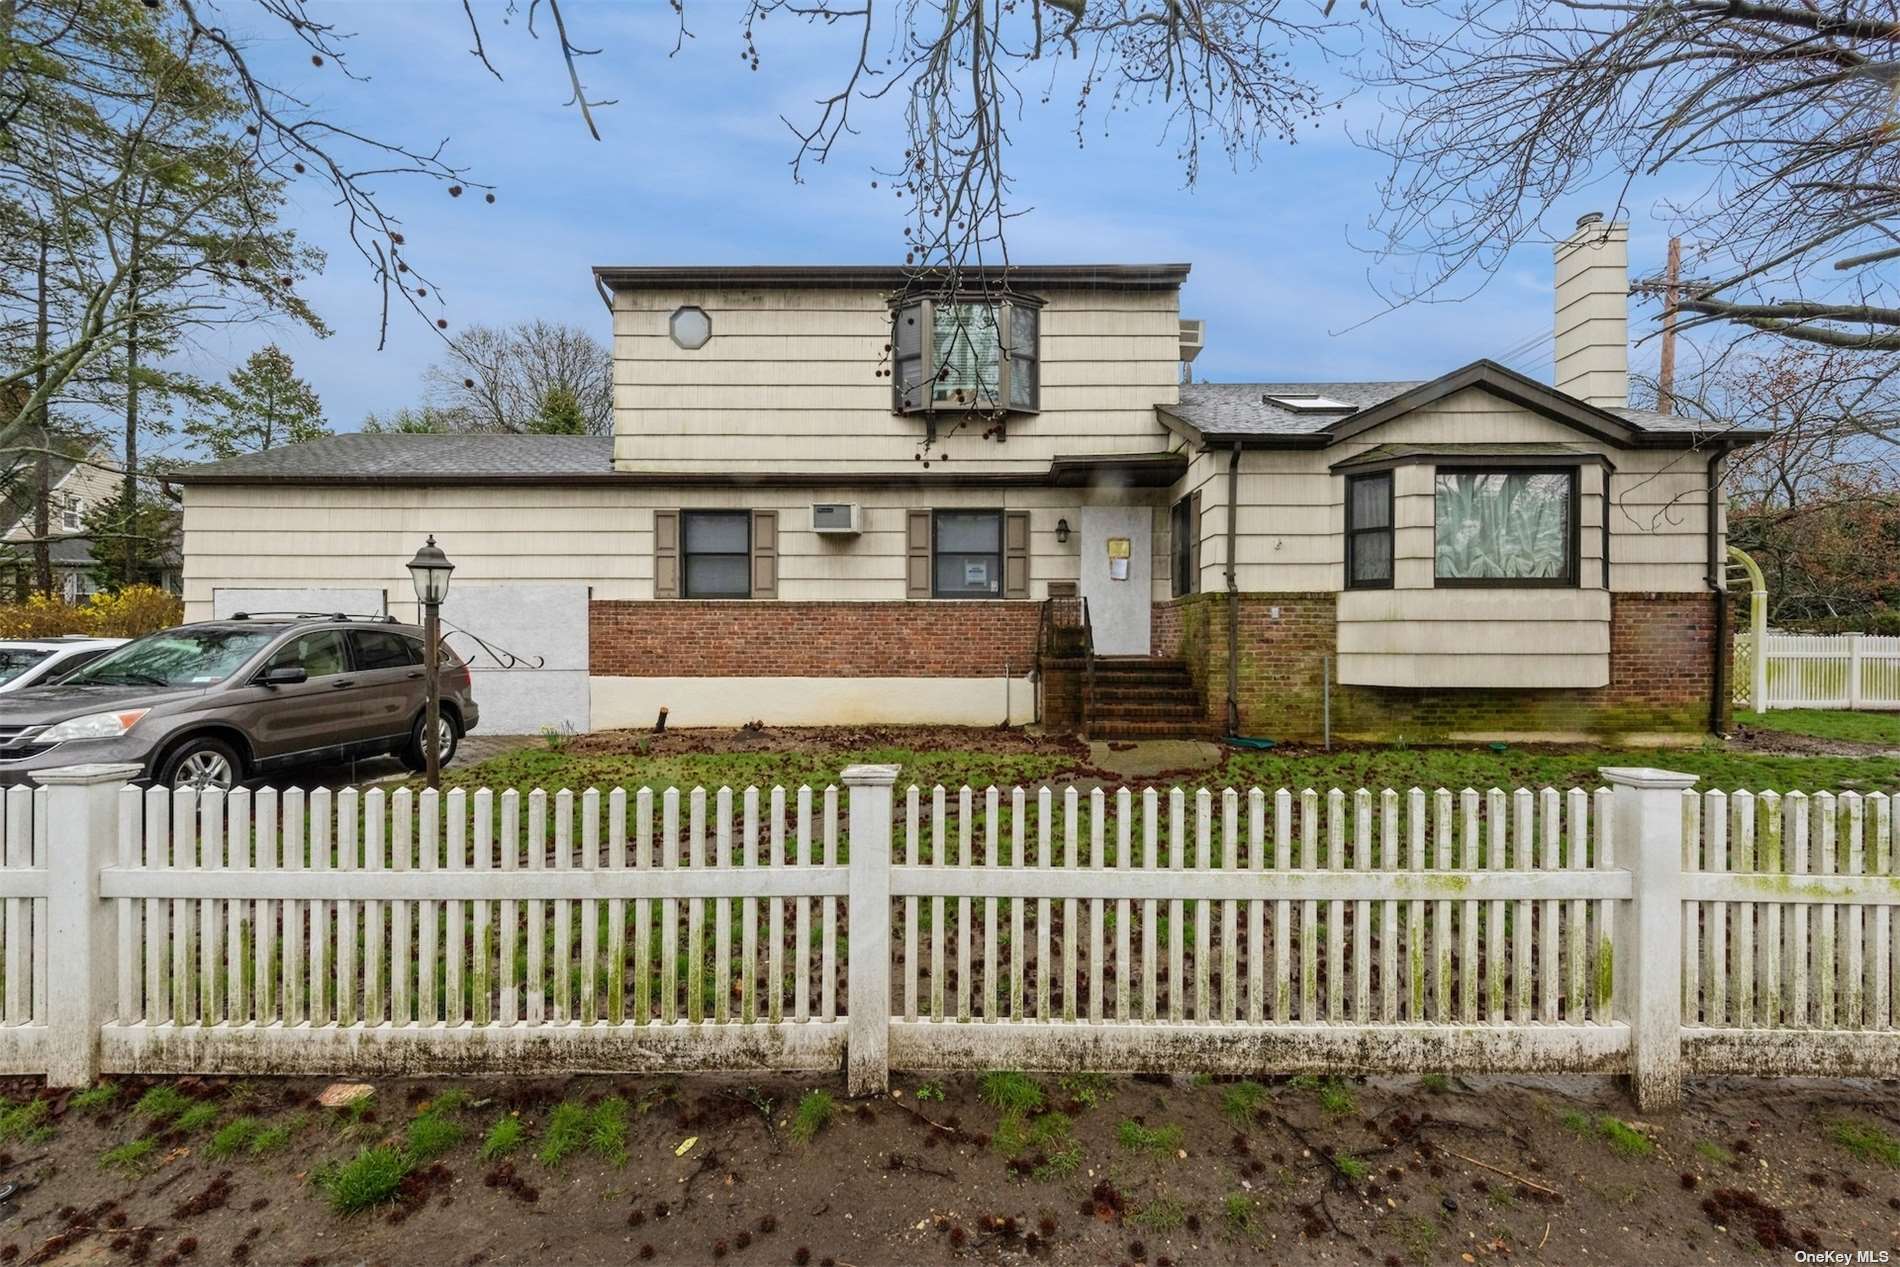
[
  {"left": 122, "top": 244, "right": 140, "bottom": 589},
  {"left": 33, "top": 229, "right": 51, "bottom": 600}
]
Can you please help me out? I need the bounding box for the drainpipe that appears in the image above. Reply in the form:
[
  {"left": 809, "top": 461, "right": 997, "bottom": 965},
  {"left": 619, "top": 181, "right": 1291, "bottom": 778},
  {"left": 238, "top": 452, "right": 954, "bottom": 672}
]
[
  {"left": 1225, "top": 443, "right": 1242, "bottom": 736},
  {"left": 1706, "top": 442, "right": 1732, "bottom": 737}
]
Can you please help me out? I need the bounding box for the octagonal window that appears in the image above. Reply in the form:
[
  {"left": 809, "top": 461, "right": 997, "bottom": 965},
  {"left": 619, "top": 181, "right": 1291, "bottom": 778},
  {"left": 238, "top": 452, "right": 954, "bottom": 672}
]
[{"left": 669, "top": 305, "right": 711, "bottom": 350}]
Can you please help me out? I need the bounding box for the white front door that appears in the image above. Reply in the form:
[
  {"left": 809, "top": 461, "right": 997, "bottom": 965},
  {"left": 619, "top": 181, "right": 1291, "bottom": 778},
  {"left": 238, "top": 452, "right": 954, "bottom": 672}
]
[{"left": 1078, "top": 506, "right": 1152, "bottom": 656}]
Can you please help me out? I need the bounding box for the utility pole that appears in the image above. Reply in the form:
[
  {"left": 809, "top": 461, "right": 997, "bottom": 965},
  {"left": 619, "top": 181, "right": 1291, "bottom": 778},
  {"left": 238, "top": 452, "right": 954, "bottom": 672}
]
[{"left": 1658, "top": 235, "right": 1681, "bottom": 416}]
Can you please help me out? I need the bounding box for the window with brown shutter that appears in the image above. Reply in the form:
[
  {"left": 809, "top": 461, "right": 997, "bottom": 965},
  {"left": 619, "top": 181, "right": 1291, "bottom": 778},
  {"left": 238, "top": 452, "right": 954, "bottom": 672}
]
[
  {"left": 654, "top": 510, "right": 679, "bottom": 598},
  {"left": 906, "top": 510, "right": 932, "bottom": 598},
  {"left": 1004, "top": 510, "right": 1030, "bottom": 599},
  {"left": 750, "top": 510, "right": 778, "bottom": 598}
]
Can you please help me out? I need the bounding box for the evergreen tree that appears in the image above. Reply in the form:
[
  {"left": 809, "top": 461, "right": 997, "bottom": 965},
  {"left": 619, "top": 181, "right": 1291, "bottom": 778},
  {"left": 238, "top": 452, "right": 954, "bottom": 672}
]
[
  {"left": 531, "top": 386, "right": 587, "bottom": 435},
  {"left": 183, "top": 346, "right": 328, "bottom": 459},
  {"left": 81, "top": 487, "right": 177, "bottom": 593}
]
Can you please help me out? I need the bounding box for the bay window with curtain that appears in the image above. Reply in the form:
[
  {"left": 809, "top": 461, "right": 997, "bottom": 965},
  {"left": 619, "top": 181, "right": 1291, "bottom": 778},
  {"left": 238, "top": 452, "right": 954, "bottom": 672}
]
[
  {"left": 890, "top": 295, "right": 1041, "bottom": 414},
  {"left": 1433, "top": 468, "right": 1577, "bottom": 586}
]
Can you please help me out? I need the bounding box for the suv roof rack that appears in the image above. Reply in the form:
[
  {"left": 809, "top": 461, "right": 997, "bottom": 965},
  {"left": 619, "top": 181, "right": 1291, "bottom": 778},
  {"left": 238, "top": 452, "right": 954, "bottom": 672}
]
[{"left": 227, "top": 611, "right": 400, "bottom": 624}]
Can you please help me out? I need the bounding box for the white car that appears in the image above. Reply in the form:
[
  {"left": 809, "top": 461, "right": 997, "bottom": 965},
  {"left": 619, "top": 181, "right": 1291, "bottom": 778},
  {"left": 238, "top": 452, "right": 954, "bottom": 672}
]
[{"left": 0, "top": 637, "right": 127, "bottom": 694}]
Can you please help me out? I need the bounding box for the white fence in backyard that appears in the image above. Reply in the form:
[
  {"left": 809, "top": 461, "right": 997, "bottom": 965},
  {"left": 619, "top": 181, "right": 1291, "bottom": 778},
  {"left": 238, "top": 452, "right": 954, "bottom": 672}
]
[
  {"left": 1738, "top": 632, "right": 1900, "bottom": 711},
  {"left": 0, "top": 762, "right": 1894, "bottom": 1108}
]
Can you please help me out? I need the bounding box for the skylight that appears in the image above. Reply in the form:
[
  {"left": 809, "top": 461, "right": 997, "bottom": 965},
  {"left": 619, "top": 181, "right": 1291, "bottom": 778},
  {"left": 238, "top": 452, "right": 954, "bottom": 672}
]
[{"left": 1264, "top": 393, "right": 1357, "bottom": 413}]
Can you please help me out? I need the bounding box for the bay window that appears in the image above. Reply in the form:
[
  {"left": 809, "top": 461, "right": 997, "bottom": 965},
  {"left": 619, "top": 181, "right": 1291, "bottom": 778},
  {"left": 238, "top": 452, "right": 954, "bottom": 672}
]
[
  {"left": 1433, "top": 469, "right": 1576, "bottom": 586},
  {"left": 892, "top": 296, "right": 1040, "bottom": 414}
]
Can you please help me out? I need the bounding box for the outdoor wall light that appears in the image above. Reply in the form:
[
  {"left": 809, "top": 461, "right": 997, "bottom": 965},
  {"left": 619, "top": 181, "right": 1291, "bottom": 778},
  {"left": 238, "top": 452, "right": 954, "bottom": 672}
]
[{"left": 1055, "top": 518, "right": 1070, "bottom": 544}]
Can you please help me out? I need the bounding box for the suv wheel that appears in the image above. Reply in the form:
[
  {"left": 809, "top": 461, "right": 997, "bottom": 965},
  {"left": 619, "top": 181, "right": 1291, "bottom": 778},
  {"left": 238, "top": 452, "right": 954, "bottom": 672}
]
[
  {"left": 158, "top": 737, "right": 243, "bottom": 791},
  {"left": 399, "top": 712, "right": 458, "bottom": 773}
]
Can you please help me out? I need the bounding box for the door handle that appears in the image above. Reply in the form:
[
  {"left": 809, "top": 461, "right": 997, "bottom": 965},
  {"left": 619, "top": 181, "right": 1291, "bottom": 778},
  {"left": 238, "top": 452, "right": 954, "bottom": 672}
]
[
  {"left": 405, "top": 670, "right": 424, "bottom": 679},
  {"left": 330, "top": 679, "right": 356, "bottom": 689}
]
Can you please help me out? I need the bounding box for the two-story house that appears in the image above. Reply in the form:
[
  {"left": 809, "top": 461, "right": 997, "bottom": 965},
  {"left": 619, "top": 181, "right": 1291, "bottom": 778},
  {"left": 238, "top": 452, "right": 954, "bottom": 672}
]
[
  {"left": 175, "top": 215, "right": 1761, "bottom": 743},
  {"left": 1, "top": 450, "right": 176, "bottom": 602}
]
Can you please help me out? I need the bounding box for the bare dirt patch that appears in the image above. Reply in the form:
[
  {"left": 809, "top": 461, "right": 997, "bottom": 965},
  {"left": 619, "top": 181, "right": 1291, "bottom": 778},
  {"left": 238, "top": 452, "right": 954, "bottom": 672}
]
[
  {"left": 566, "top": 724, "right": 1096, "bottom": 763},
  {"left": 1726, "top": 722, "right": 1900, "bottom": 758},
  {"left": 0, "top": 1073, "right": 1894, "bottom": 1266}
]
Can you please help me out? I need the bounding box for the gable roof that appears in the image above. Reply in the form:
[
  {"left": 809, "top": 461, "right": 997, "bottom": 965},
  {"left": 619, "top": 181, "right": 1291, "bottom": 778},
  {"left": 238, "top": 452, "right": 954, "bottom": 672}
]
[{"left": 1159, "top": 359, "right": 1769, "bottom": 450}]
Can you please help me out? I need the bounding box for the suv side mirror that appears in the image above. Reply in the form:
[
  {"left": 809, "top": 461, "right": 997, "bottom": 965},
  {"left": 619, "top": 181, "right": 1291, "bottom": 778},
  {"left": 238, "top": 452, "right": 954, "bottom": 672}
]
[{"left": 259, "top": 666, "right": 307, "bottom": 687}]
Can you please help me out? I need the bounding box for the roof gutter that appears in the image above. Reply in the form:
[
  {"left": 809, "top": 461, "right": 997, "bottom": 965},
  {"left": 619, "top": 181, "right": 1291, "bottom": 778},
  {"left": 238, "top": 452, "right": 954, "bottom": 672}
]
[{"left": 1706, "top": 441, "right": 1736, "bottom": 737}]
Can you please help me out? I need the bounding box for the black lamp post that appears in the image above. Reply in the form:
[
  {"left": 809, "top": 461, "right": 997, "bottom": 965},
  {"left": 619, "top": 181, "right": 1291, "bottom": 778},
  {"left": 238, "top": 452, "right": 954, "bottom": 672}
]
[{"left": 405, "top": 535, "right": 455, "bottom": 789}]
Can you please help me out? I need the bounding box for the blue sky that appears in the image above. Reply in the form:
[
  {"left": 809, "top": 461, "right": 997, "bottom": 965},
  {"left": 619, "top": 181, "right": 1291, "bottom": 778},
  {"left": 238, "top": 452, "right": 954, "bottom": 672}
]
[{"left": 173, "top": 2, "right": 1687, "bottom": 447}]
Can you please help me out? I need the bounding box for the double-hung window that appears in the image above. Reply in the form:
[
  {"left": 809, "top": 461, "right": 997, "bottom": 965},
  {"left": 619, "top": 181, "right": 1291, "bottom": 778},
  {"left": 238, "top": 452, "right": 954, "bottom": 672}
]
[
  {"left": 681, "top": 511, "right": 752, "bottom": 598},
  {"left": 892, "top": 296, "right": 1040, "bottom": 414},
  {"left": 1433, "top": 469, "right": 1576, "bottom": 586},
  {"left": 1345, "top": 473, "right": 1393, "bottom": 589},
  {"left": 933, "top": 510, "right": 1003, "bottom": 598}
]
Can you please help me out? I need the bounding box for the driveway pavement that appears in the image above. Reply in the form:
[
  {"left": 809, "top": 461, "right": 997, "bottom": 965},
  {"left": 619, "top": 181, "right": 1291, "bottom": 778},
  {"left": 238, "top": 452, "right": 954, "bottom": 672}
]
[{"left": 263, "top": 733, "right": 534, "bottom": 790}]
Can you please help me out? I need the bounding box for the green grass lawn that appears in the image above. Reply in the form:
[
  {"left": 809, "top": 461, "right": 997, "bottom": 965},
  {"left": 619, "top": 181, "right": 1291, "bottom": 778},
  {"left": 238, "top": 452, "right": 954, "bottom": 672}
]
[
  {"left": 452, "top": 734, "right": 1900, "bottom": 797},
  {"left": 1736, "top": 708, "right": 1900, "bottom": 747}
]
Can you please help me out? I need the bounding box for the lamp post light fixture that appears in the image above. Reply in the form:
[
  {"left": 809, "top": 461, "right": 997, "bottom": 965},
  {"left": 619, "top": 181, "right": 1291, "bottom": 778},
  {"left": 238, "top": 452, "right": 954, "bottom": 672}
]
[
  {"left": 1055, "top": 518, "right": 1071, "bottom": 545},
  {"left": 405, "top": 535, "right": 455, "bottom": 789}
]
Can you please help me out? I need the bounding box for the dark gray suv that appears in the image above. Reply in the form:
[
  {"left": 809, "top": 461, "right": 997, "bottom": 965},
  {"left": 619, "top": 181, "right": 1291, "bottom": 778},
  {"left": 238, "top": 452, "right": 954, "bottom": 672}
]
[{"left": 0, "top": 615, "right": 480, "bottom": 789}]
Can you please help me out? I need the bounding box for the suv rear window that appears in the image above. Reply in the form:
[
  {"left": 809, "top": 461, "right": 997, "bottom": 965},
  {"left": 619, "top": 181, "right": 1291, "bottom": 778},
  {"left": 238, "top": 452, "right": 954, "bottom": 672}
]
[{"left": 350, "top": 630, "right": 424, "bottom": 670}]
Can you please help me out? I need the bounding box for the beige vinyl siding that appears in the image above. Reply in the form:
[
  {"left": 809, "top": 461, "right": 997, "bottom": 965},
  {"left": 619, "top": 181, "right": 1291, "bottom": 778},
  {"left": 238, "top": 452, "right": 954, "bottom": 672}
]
[
  {"left": 611, "top": 287, "right": 1180, "bottom": 472},
  {"left": 1209, "top": 387, "right": 1710, "bottom": 595},
  {"left": 182, "top": 482, "right": 1175, "bottom": 618},
  {"left": 1183, "top": 385, "right": 1717, "bottom": 687},
  {"left": 1337, "top": 590, "right": 1611, "bottom": 688}
]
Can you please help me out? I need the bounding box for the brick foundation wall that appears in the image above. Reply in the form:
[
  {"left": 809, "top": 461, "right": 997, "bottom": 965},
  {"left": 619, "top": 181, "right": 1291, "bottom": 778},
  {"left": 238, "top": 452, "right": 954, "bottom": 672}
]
[
  {"left": 1157, "top": 591, "right": 1723, "bottom": 742},
  {"left": 588, "top": 600, "right": 1043, "bottom": 678}
]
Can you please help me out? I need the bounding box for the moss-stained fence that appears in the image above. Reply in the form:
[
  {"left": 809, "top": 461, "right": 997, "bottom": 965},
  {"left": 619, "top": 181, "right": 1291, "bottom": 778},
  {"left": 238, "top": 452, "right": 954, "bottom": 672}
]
[{"left": 1, "top": 763, "right": 1896, "bottom": 1110}]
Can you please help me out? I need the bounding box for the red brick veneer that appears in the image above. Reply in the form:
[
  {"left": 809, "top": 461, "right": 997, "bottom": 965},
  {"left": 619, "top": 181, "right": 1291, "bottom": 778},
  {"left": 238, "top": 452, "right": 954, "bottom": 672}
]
[
  {"left": 589, "top": 600, "right": 1042, "bottom": 678},
  {"left": 1151, "top": 590, "right": 1722, "bottom": 740}
]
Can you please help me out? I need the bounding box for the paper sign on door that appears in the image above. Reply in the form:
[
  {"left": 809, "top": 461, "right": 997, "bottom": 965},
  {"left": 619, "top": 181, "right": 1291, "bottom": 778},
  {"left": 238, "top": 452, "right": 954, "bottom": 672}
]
[{"left": 1107, "top": 536, "right": 1131, "bottom": 581}]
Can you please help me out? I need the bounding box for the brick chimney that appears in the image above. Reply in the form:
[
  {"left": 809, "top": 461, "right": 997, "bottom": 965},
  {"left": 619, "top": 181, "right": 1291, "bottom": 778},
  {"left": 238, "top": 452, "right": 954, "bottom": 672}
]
[{"left": 1553, "top": 212, "right": 1629, "bottom": 410}]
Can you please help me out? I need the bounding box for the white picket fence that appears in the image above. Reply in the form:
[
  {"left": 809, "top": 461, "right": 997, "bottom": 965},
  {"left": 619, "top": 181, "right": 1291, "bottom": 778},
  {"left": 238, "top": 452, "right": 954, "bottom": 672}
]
[
  {"left": 0, "top": 762, "right": 1894, "bottom": 1108},
  {"left": 1740, "top": 632, "right": 1900, "bottom": 711}
]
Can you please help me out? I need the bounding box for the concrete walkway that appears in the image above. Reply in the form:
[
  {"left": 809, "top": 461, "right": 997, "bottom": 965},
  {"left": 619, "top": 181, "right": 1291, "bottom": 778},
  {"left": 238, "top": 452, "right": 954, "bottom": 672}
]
[{"left": 1086, "top": 738, "right": 1224, "bottom": 781}]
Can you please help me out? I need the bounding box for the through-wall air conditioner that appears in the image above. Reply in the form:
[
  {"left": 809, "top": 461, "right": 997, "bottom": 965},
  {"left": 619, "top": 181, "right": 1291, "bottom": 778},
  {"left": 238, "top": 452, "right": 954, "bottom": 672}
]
[
  {"left": 1179, "top": 319, "right": 1206, "bottom": 364},
  {"left": 811, "top": 502, "right": 862, "bottom": 536}
]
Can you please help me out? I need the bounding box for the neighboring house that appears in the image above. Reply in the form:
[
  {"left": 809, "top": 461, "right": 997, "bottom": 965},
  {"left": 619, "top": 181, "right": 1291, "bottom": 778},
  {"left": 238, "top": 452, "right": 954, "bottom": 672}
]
[
  {"left": 0, "top": 452, "right": 182, "bottom": 601},
  {"left": 173, "top": 216, "right": 1763, "bottom": 742}
]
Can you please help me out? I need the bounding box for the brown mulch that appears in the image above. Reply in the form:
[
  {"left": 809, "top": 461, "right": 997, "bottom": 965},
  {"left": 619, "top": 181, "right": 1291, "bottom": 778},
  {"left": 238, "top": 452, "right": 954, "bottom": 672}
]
[
  {"left": 564, "top": 724, "right": 1095, "bottom": 761},
  {"left": 0, "top": 1073, "right": 1896, "bottom": 1266}
]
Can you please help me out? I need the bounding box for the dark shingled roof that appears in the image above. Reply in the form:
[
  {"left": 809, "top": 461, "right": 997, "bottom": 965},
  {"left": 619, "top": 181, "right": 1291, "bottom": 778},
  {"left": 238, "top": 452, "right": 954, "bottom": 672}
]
[
  {"left": 1161, "top": 361, "right": 1766, "bottom": 446},
  {"left": 1164, "top": 381, "right": 1428, "bottom": 438},
  {"left": 172, "top": 433, "right": 615, "bottom": 483}
]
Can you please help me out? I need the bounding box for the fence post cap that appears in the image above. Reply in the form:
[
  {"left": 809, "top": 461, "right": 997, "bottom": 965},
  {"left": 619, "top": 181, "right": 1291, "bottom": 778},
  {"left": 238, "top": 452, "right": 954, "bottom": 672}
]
[
  {"left": 1597, "top": 766, "right": 1699, "bottom": 791},
  {"left": 840, "top": 764, "right": 901, "bottom": 787},
  {"left": 30, "top": 763, "right": 143, "bottom": 786}
]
